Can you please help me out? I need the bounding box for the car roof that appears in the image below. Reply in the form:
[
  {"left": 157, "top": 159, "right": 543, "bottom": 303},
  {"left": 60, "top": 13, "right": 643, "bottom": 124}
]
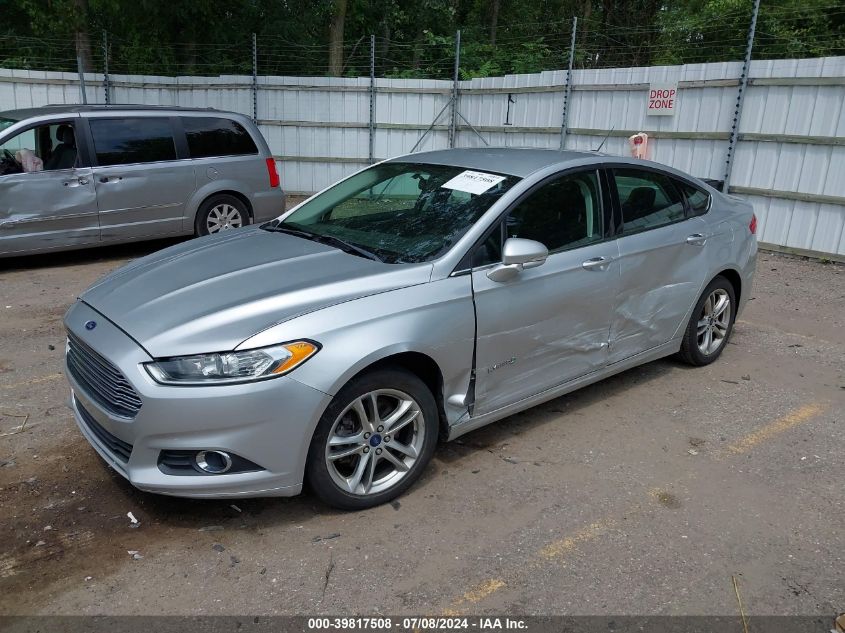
[
  {"left": 0, "top": 104, "right": 236, "bottom": 121},
  {"left": 386, "top": 147, "right": 610, "bottom": 178},
  {"left": 387, "top": 147, "right": 714, "bottom": 187}
]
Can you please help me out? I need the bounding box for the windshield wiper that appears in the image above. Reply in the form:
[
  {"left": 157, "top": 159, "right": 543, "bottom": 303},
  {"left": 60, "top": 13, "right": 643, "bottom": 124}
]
[{"left": 262, "top": 223, "right": 383, "bottom": 262}]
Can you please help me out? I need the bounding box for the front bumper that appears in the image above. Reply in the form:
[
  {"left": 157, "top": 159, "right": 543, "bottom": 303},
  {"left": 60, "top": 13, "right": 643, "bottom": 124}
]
[{"left": 64, "top": 300, "right": 332, "bottom": 498}]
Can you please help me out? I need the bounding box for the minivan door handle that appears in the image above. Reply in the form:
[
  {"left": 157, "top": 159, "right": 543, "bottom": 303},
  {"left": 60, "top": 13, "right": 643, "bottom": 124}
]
[
  {"left": 582, "top": 256, "right": 612, "bottom": 271},
  {"left": 686, "top": 233, "right": 707, "bottom": 246},
  {"left": 98, "top": 176, "right": 123, "bottom": 184},
  {"left": 63, "top": 177, "right": 89, "bottom": 187}
]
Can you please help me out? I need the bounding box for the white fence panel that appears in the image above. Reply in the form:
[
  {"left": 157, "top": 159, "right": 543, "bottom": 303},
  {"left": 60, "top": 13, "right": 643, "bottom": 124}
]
[{"left": 1, "top": 57, "right": 844, "bottom": 257}]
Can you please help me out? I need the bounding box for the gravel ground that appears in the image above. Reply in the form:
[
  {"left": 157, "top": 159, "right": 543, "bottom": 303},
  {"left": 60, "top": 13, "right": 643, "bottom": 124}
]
[{"left": 0, "top": 239, "right": 842, "bottom": 617}]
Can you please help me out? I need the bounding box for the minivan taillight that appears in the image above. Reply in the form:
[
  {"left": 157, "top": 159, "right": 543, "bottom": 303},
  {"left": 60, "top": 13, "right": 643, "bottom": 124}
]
[
  {"left": 265, "top": 158, "right": 280, "bottom": 188},
  {"left": 749, "top": 213, "right": 757, "bottom": 235}
]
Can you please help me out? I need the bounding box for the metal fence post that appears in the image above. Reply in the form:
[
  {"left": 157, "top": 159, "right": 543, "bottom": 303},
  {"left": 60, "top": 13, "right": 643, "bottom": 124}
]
[
  {"left": 76, "top": 55, "right": 88, "bottom": 104},
  {"left": 724, "top": 0, "right": 760, "bottom": 189},
  {"left": 448, "top": 30, "right": 461, "bottom": 148},
  {"left": 252, "top": 33, "right": 258, "bottom": 123},
  {"left": 102, "top": 31, "right": 110, "bottom": 104},
  {"left": 368, "top": 34, "right": 376, "bottom": 164},
  {"left": 559, "top": 16, "right": 577, "bottom": 150}
]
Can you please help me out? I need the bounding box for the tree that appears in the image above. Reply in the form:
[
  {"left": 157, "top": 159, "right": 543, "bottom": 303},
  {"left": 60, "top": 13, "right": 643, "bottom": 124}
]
[{"left": 328, "top": 0, "right": 348, "bottom": 75}]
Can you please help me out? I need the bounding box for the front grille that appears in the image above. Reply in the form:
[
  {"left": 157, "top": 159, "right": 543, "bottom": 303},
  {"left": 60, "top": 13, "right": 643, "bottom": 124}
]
[
  {"left": 66, "top": 332, "right": 142, "bottom": 419},
  {"left": 75, "top": 397, "right": 133, "bottom": 463}
]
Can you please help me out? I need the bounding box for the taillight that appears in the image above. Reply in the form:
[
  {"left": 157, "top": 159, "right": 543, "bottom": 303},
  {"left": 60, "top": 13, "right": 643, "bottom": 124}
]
[
  {"left": 749, "top": 213, "right": 757, "bottom": 235},
  {"left": 265, "top": 158, "right": 280, "bottom": 188}
]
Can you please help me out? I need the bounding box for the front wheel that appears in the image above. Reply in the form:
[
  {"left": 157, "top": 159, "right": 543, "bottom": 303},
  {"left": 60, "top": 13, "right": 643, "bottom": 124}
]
[
  {"left": 305, "top": 367, "right": 438, "bottom": 510},
  {"left": 678, "top": 275, "right": 736, "bottom": 366}
]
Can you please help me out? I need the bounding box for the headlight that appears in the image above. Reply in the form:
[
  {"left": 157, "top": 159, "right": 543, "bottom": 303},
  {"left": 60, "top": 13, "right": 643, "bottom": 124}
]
[{"left": 144, "top": 341, "right": 319, "bottom": 385}]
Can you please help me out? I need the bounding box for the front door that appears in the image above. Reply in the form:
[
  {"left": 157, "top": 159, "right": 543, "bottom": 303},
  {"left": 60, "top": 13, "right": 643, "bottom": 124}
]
[
  {"left": 472, "top": 169, "right": 619, "bottom": 416},
  {"left": 0, "top": 119, "right": 99, "bottom": 255},
  {"left": 86, "top": 116, "right": 195, "bottom": 241},
  {"left": 607, "top": 167, "right": 712, "bottom": 363}
]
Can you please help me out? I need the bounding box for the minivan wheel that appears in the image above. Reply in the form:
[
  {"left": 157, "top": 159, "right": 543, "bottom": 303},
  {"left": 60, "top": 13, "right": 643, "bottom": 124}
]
[
  {"left": 305, "top": 367, "right": 438, "bottom": 510},
  {"left": 678, "top": 275, "right": 737, "bottom": 366},
  {"left": 195, "top": 194, "right": 250, "bottom": 236}
]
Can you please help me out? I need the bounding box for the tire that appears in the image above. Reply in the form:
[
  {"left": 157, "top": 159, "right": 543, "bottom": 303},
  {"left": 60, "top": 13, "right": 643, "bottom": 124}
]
[
  {"left": 195, "top": 194, "right": 250, "bottom": 236},
  {"left": 305, "top": 367, "right": 439, "bottom": 510},
  {"left": 677, "top": 275, "right": 737, "bottom": 366}
]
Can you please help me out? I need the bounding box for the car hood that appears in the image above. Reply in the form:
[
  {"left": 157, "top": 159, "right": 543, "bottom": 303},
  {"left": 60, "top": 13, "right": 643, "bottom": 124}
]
[{"left": 80, "top": 227, "right": 432, "bottom": 358}]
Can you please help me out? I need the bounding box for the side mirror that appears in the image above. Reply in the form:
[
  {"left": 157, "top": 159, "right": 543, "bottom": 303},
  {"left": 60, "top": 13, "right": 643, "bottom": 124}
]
[{"left": 487, "top": 238, "right": 548, "bottom": 282}]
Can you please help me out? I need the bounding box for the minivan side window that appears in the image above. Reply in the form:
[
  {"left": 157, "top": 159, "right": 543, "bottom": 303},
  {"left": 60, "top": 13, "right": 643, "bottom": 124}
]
[
  {"left": 613, "top": 168, "right": 686, "bottom": 233},
  {"left": 89, "top": 118, "right": 177, "bottom": 166},
  {"left": 679, "top": 182, "right": 711, "bottom": 216},
  {"left": 182, "top": 117, "right": 258, "bottom": 159},
  {"left": 0, "top": 121, "right": 79, "bottom": 174}
]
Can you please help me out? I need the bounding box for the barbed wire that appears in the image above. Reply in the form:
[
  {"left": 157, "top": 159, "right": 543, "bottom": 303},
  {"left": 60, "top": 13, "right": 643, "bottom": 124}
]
[{"left": 0, "top": 7, "right": 842, "bottom": 79}]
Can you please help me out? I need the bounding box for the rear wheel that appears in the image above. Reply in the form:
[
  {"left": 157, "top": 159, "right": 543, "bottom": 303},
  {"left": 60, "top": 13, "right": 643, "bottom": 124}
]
[
  {"left": 305, "top": 367, "right": 438, "bottom": 510},
  {"left": 195, "top": 194, "right": 250, "bottom": 236},
  {"left": 678, "top": 275, "right": 736, "bottom": 366}
]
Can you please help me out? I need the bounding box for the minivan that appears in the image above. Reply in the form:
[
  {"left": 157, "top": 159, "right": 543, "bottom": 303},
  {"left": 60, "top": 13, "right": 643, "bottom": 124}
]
[{"left": 0, "top": 105, "right": 285, "bottom": 257}]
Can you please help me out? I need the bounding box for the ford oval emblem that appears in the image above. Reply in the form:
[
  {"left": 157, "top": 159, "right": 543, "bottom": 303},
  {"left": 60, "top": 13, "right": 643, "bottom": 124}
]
[{"left": 84, "top": 320, "right": 97, "bottom": 331}]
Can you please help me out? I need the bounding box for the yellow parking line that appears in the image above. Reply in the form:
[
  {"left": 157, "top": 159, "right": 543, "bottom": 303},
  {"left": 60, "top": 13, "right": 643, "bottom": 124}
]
[
  {"left": 724, "top": 403, "right": 825, "bottom": 456},
  {"left": 539, "top": 518, "right": 615, "bottom": 560},
  {"left": 0, "top": 373, "right": 63, "bottom": 390}
]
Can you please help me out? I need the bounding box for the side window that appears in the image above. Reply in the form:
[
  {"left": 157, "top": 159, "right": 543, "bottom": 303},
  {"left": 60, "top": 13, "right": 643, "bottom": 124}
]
[
  {"left": 613, "top": 168, "right": 685, "bottom": 233},
  {"left": 0, "top": 121, "right": 78, "bottom": 174},
  {"left": 182, "top": 117, "right": 258, "bottom": 158},
  {"left": 89, "top": 118, "right": 176, "bottom": 166},
  {"left": 505, "top": 170, "right": 603, "bottom": 252},
  {"left": 679, "top": 182, "right": 711, "bottom": 216}
]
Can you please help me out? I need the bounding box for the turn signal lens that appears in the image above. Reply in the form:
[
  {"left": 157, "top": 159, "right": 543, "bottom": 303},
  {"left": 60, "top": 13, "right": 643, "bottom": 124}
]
[{"left": 272, "top": 341, "right": 319, "bottom": 374}]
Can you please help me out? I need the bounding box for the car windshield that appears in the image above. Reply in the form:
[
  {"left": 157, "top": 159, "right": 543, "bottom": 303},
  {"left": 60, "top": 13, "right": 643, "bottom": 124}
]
[
  {"left": 270, "top": 162, "right": 520, "bottom": 264},
  {"left": 0, "top": 117, "right": 18, "bottom": 133}
]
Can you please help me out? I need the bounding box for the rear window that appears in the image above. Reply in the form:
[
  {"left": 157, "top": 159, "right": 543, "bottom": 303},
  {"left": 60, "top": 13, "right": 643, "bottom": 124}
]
[
  {"left": 182, "top": 117, "right": 258, "bottom": 158},
  {"left": 90, "top": 117, "right": 177, "bottom": 166}
]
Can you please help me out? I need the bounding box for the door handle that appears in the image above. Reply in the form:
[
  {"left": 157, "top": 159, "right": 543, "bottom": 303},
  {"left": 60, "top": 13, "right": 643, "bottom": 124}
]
[
  {"left": 686, "top": 233, "right": 707, "bottom": 246},
  {"left": 98, "top": 176, "right": 123, "bottom": 184},
  {"left": 582, "top": 256, "right": 612, "bottom": 271},
  {"left": 63, "top": 177, "right": 89, "bottom": 187}
]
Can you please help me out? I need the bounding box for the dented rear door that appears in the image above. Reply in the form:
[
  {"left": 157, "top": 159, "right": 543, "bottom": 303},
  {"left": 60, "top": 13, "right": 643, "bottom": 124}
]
[{"left": 607, "top": 166, "right": 711, "bottom": 363}]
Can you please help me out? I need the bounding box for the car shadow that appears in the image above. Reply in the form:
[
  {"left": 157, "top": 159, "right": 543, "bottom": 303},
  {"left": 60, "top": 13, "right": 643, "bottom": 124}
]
[{"left": 0, "top": 237, "right": 189, "bottom": 272}]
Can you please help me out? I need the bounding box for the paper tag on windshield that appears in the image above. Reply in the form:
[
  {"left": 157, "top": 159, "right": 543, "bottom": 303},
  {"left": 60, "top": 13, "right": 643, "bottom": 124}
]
[{"left": 441, "top": 170, "right": 506, "bottom": 195}]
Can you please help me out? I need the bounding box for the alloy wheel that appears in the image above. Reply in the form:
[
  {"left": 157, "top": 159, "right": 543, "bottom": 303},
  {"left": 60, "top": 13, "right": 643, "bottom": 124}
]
[
  {"left": 324, "top": 389, "right": 425, "bottom": 496},
  {"left": 206, "top": 203, "right": 243, "bottom": 233},
  {"left": 697, "top": 288, "right": 731, "bottom": 355}
]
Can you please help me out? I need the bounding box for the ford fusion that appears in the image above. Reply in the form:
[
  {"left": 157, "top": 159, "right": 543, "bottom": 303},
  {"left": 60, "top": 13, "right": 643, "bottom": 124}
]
[{"left": 64, "top": 148, "right": 757, "bottom": 510}]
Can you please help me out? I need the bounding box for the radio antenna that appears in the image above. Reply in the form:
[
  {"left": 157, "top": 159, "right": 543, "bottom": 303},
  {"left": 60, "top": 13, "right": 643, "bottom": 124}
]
[{"left": 594, "top": 126, "right": 615, "bottom": 153}]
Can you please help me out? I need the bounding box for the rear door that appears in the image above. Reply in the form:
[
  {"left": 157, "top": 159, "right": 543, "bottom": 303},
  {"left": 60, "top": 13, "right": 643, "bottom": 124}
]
[
  {"left": 607, "top": 166, "right": 711, "bottom": 363},
  {"left": 471, "top": 168, "right": 620, "bottom": 415},
  {"left": 0, "top": 117, "right": 99, "bottom": 254},
  {"left": 85, "top": 115, "right": 195, "bottom": 241}
]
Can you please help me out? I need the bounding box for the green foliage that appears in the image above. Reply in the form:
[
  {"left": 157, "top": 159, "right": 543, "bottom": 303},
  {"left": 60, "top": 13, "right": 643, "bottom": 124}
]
[{"left": 0, "top": 0, "right": 843, "bottom": 77}]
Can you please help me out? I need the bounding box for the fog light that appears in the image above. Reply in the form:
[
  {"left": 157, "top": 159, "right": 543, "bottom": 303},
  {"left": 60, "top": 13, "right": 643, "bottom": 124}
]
[{"left": 195, "top": 450, "right": 233, "bottom": 474}]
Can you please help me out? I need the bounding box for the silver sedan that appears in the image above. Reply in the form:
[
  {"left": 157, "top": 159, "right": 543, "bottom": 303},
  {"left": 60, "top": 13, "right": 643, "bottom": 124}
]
[{"left": 63, "top": 148, "right": 757, "bottom": 509}]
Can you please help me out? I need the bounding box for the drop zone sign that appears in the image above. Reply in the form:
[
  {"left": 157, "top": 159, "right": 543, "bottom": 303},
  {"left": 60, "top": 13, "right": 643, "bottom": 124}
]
[{"left": 647, "top": 83, "right": 678, "bottom": 116}]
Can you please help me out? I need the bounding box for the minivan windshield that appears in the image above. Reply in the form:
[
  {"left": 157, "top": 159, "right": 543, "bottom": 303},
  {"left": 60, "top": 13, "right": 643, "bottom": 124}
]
[
  {"left": 0, "top": 117, "right": 18, "bottom": 134},
  {"left": 268, "top": 162, "right": 519, "bottom": 264}
]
